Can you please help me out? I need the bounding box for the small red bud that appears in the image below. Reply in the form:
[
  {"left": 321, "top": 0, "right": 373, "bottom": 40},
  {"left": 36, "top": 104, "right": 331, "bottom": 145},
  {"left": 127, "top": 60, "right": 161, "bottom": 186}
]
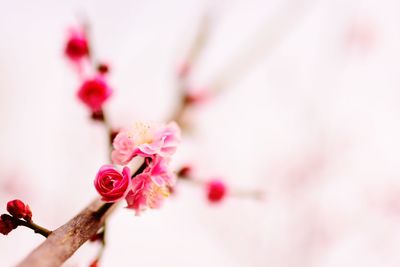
[
  {"left": 97, "top": 63, "right": 110, "bottom": 75},
  {"left": 65, "top": 34, "right": 89, "bottom": 61},
  {"left": 0, "top": 214, "right": 18, "bottom": 235},
  {"left": 7, "top": 199, "right": 32, "bottom": 221},
  {"left": 89, "top": 259, "right": 99, "bottom": 267},
  {"left": 206, "top": 179, "right": 227, "bottom": 203},
  {"left": 177, "top": 165, "right": 192, "bottom": 178}
]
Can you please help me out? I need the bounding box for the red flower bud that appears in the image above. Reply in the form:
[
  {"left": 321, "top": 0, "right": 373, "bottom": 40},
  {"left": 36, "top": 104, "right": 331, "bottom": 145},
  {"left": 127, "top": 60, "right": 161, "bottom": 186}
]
[
  {"left": 177, "top": 165, "right": 192, "bottom": 178},
  {"left": 206, "top": 179, "right": 227, "bottom": 203},
  {"left": 89, "top": 259, "right": 99, "bottom": 267},
  {"left": 7, "top": 199, "right": 32, "bottom": 221},
  {"left": 0, "top": 214, "right": 18, "bottom": 235},
  {"left": 77, "top": 77, "right": 112, "bottom": 112},
  {"left": 97, "top": 63, "right": 110, "bottom": 75},
  {"left": 65, "top": 33, "right": 89, "bottom": 61}
]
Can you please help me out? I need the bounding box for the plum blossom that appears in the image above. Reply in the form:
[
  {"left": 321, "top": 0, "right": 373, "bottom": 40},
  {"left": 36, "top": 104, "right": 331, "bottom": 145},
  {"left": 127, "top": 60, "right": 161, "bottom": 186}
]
[
  {"left": 125, "top": 156, "right": 175, "bottom": 215},
  {"left": 94, "top": 165, "right": 131, "bottom": 202},
  {"left": 0, "top": 214, "right": 17, "bottom": 235},
  {"left": 7, "top": 199, "right": 32, "bottom": 221},
  {"left": 206, "top": 179, "right": 227, "bottom": 203},
  {"left": 64, "top": 28, "right": 89, "bottom": 62},
  {"left": 77, "top": 76, "right": 112, "bottom": 112},
  {"left": 111, "top": 121, "right": 180, "bottom": 165}
]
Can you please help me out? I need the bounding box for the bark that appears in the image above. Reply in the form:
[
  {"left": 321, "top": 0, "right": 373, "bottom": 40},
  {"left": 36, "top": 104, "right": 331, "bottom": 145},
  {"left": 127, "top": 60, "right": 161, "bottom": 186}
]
[{"left": 16, "top": 199, "right": 115, "bottom": 267}]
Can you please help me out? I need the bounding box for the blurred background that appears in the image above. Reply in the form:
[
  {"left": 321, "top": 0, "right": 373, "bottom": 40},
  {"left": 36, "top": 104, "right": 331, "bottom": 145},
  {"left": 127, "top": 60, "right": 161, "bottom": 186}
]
[{"left": 2, "top": 0, "right": 400, "bottom": 266}]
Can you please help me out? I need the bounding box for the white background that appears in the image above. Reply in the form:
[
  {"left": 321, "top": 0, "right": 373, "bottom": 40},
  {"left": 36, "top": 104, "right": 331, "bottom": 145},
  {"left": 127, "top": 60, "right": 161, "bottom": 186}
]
[{"left": 1, "top": 0, "right": 400, "bottom": 266}]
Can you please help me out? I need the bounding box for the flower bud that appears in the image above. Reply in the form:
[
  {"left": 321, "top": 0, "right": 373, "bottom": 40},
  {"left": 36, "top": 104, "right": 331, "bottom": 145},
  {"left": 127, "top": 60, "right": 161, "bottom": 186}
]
[
  {"left": 77, "top": 77, "right": 112, "bottom": 112},
  {"left": 89, "top": 259, "right": 99, "bottom": 267},
  {"left": 97, "top": 63, "right": 110, "bottom": 75},
  {"left": 94, "top": 165, "right": 131, "bottom": 202},
  {"left": 7, "top": 199, "right": 32, "bottom": 221},
  {"left": 177, "top": 165, "right": 192, "bottom": 178},
  {"left": 65, "top": 31, "right": 89, "bottom": 61},
  {"left": 0, "top": 214, "right": 18, "bottom": 235},
  {"left": 206, "top": 179, "right": 227, "bottom": 203}
]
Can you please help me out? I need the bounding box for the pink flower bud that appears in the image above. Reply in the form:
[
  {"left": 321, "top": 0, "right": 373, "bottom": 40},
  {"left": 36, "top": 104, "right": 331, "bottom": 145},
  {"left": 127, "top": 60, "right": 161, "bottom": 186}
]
[
  {"left": 0, "top": 214, "right": 18, "bottom": 235},
  {"left": 94, "top": 165, "right": 131, "bottom": 202},
  {"left": 77, "top": 77, "right": 112, "bottom": 112},
  {"left": 65, "top": 31, "right": 89, "bottom": 61},
  {"left": 7, "top": 199, "right": 32, "bottom": 221},
  {"left": 206, "top": 179, "right": 227, "bottom": 203}
]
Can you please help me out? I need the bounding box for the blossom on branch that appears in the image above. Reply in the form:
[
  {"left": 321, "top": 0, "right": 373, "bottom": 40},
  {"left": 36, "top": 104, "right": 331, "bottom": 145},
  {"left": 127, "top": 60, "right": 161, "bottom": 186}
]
[
  {"left": 94, "top": 165, "right": 131, "bottom": 202},
  {"left": 206, "top": 179, "right": 227, "bottom": 203},
  {"left": 64, "top": 28, "right": 89, "bottom": 62},
  {"left": 7, "top": 199, "right": 32, "bottom": 221},
  {"left": 125, "top": 156, "right": 175, "bottom": 215},
  {"left": 111, "top": 121, "right": 180, "bottom": 165},
  {"left": 77, "top": 77, "right": 112, "bottom": 112},
  {"left": 0, "top": 214, "right": 18, "bottom": 235}
]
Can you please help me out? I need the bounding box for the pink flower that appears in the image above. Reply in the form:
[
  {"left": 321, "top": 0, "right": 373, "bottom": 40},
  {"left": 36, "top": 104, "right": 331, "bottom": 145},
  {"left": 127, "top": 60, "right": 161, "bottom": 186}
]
[
  {"left": 94, "top": 165, "right": 131, "bottom": 202},
  {"left": 111, "top": 131, "right": 135, "bottom": 165},
  {"left": 206, "top": 179, "right": 227, "bottom": 203},
  {"left": 111, "top": 122, "right": 180, "bottom": 165},
  {"left": 125, "top": 173, "right": 169, "bottom": 215},
  {"left": 77, "top": 77, "right": 112, "bottom": 112},
  {"left": 65, "top": 29, "right": 89, "bottom": 62},
  {"left": 7, "top": 199, "right": 32, "bottom": 221},
  {"left": 125, "top": 157, "right": 174, "bottom": 215}
]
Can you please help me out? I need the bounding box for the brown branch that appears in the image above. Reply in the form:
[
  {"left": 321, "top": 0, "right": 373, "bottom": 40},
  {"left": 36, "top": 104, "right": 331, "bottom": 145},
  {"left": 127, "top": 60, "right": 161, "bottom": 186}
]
[
  {"left": 16, "top": 199, "right": 116, "bottom": 267},
  {"left": 12, "top": 217, "right": 52, "bottom": 238},
  {"left": 17, "top": 162, "right": 147, "bottom": 267}
]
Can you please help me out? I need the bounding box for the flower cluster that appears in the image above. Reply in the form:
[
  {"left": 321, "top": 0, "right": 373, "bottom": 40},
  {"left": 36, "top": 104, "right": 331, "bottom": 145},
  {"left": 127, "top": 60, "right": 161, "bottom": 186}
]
[
  {"left": 0, "top": 199, "right": 32, "bottom": 235},
  {"left": 95, "top": 122, "right": 180, "bottom": 215},
  {"left": 64, "top": 27, "right": 112, "bottom": 114}
]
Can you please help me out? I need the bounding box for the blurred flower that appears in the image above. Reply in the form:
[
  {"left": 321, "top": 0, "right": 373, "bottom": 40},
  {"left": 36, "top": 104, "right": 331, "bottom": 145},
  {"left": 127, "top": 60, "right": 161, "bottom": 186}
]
[
  {"left": 94, "top": 165, "right": 131, "bottom": 202},
  {"left": 206, "top": 179, "right": 227, "bottom": 203},
  {"left": 0, "top": 214, "right": 18, "bottom": 235},
  {"left": 111, "top": 131, "right": 136, "bottom": 165},
  {"left": 77, "top": 77, "right": 112, "bottom": 112},
  {"left": 65, "top": 28, "right": 89, "bottom": 62},
  {"left": 7, "top": 199, "right": 32, "bottom": 221},
  {"left": 111, "top": 122, "right": 180, "bottom": 165}
]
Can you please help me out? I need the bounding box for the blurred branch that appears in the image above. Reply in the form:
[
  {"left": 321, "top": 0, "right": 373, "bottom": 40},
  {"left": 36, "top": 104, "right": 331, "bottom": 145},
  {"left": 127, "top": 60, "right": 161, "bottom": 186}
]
[{"left": 209, "top": 0, "right": 315, "bottom": 93}]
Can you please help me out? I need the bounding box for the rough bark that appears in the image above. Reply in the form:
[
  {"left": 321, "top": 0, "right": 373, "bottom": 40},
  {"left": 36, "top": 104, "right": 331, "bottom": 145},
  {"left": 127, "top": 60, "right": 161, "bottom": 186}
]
[{"left": 16, "top": 199, "right": 115, "bottom": 267}]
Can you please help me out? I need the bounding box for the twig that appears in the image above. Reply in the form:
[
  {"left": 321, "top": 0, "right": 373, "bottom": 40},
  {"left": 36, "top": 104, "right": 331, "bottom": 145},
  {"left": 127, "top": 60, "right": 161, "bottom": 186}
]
[{"left": 11, "top": 217, "right": 52, "bottom": 238}]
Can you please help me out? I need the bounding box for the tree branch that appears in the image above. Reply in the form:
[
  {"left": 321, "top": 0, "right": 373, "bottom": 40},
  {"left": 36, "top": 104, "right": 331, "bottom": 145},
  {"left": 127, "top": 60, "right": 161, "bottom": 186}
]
[{"left": 16, "top": 198, "right": 116, "bottom": 267}]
